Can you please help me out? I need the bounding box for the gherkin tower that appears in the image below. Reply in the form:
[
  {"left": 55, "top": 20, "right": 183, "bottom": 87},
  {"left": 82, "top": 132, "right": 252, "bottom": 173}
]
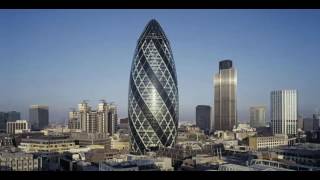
[{"left": 128, "top": 19, "right": 179, "bottom": 154}]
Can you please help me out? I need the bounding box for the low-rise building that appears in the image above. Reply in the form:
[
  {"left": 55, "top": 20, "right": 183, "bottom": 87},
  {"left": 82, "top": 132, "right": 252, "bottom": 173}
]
[
  {"left": 249, "top": 134, "right": 295, "bottom": 150},
  {"left": 18, "top": 136, "right": 78, "bottom": 153},
  {"left": 33, "top": 152, "right": 61, "bottom": 171},
  {"left": 0, "top": 134, "right": 14, "bottom": 147},
  {"left": 58, "top": 152, "right": 99, "bottom": 171},
  {"left": 0, "top": 150, "right": 40, "bottom": 171},
  {"left": 41, "top": 127, "right": 71, "bottom": 136},
  {"left": 111, "top": 133, "right": 129, "bottom": 151},
  {"left": 71, "top": 132, "right": 111, "bottom": 148},
  {"left": 181, "top": 154, "right": 223, "bottom": 171},
  {"left": 218, "top": 162, "right": 293, "bottom": 171},
  {"left": 215, "top": 131, "right": 236, "bottom": 141},
  {"left": 99, "top": 159, "right": 159, "bottom": 171},
  {"left": 6, "top": 120, "right": 30, "bottom": 135},
  {"left": 218, "top": 163, "right": 254, "bottom": 171},
  {"left": 273, "top": 143, "right": 320, "bottom": 168}
]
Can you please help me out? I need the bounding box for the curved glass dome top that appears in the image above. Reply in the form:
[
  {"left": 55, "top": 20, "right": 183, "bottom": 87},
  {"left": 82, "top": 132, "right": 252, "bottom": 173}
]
[{"left": 128, "top": 19, "right": 179, "bottom": 154}]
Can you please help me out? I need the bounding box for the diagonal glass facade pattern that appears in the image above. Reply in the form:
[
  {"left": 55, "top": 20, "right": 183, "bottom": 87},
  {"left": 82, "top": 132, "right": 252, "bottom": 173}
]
[{"left": 128, "top": 19, "right": 179, "bottom": 154}]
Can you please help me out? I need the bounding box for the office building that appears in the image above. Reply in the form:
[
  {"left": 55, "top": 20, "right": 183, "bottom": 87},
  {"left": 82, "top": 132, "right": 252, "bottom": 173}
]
[
  {"left": 29, "top": 105, "right": 49, "bottom": 130},
  {"left": 128, "top": 19, "right": 179, "bottom": 154},
  {"left": 118, "top": 118, "right": 129, "bottom": 130},
  {"left": 70, "top": 132, "right": 111, "bottom": 147},
  {"left": 297, "top": 115, "right": 304, "bottom": 130},
  {"left": 6, "top": 120, "right": 30, "bottom": 134},
  {"left": 68, "top": 100, "right": 117, "bottom": 135},
  {"left": 214, "top": 60, "right": 237, "bottom": 131},
  {"left": 248, "top": 135, "right": 292, "bottom": 150},
  {"left": 107, "top": 103, "right": 117, "bottom": 135},
  {"left": 196, "top": 105, "right": 212, "bottom": 134},
  {"left": 19, "top": 136, "right": 78, "bottom": 153},
  {"left": 250, "top": 106, "right": 266, "bottom": 128},
  {"left": 0, "top": 111, "right": 21, "bottom": 132},
  {"left": 270, "top": 90, "right": 297, "bottom": 135},
  {"left": 68, "top": 110, "right": 80, "bottom": 131},
  {"left": 6, "top": 111, "right": 21, "bottom": 122}
]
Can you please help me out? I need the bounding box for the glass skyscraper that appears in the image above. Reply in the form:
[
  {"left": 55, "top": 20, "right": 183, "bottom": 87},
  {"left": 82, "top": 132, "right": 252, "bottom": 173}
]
[
  {"left": 128, "top": 19, "right": 179, "bottom": 154},
  {"left": 214, "top": 60, "right": 237, "bottom": 131},
  {"left": 196, "top": 105, "right": 212, "bottom": 135}
]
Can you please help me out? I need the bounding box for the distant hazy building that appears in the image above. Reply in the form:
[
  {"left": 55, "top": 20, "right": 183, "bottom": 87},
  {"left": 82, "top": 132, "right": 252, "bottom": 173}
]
[
  {"left": 270, "top": 90, "right": 297, "bottom": 135},
  {"left": 0, "top": 112, "right": 5, "bottom": 132},
  {"left": 0, "top": 111, "right": 21, "bottom": 132},
  {"left": 118, "top": 118, "right": 129, "bottom": 130},
  {"left": 6, "top": 111, "right": 21, "bottom": 122},
  {"left": 68, "top": 100, "right": 117, "bottom": 136},
  {"left": 6, "top": 120, "right": 30, "bottom": 134},
  {"left": 313, "top": 113, "right": 320, "bottom": 130},
  {"left": 297, "top": 115, "right": 304, "bottom": 130},
  {"left": 196, "top": 105, "right": 212, "bottom": 134},
  {"left": 250, "top": 106, "right": 266, "bottom": 128},
  {"left": 214, "top": 60, "right": 237, "bottom": 131},
  {"left": 303, "top": 117, "right": 319, "bottom": 132},
  {"left": 29, "top": 105, "right": 49, "bottom": 130}
]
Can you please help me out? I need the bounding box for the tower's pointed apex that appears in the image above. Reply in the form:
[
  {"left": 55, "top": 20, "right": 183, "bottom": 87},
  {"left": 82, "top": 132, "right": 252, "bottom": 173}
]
[
  {"left": 147, "top": 19, "right": 160, "bottom": 26},
  {"left": 137, "top": 19, "right": 168, "bottom": 45}
]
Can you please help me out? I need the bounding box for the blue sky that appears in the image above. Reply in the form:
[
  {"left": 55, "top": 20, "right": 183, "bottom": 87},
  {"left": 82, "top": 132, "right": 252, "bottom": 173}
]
[{"left": 1, "top": 9, "right": 320, "bottom": 123}]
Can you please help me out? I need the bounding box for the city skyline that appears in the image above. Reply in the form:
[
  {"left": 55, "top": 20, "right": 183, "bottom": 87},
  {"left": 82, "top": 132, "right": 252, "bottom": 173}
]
[{"left": 1, "top": 10, "right": 320, "bottom": 123}]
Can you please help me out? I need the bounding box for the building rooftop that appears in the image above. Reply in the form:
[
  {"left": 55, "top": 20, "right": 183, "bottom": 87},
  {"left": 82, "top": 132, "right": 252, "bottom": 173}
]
[
  {"left": 219, "top": 163, "right": 254, "bottom": 171},
  {"left": 0, "top": 151, "right": 33, "bottom": 158},
  {"left": 250, "top": 164, "right": 293, "bottom": 171},
  {"left": 21, "top": 136, "right": 74, "bottom": 143},
  {"left": 274, "top": 143, "right": 320, "bottom": 157}
]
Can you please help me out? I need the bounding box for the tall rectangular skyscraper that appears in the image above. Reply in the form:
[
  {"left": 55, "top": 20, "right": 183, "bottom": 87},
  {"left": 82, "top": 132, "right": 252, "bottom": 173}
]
[
  {"left": 214, "top": 60, "right": 237, "bottom": 131},
  {"left": 250, "top": 106, "right": 266, "bottom": 128},
  {"left": 271, "top": 90, "right": 297, "bottom": 135},
  {"left": 196, "top": 105, "right": 212, "bottom": 134},
  {"left": 29, "top": 105, "right": 49, "bottom": 130}
]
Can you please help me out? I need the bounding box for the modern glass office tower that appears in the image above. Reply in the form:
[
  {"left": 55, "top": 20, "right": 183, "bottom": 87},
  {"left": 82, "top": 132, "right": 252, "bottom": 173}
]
[
  {"left": 196, "top": 105, "right": 212, "bottom": 135},
  {"left": 250, "top": 106, "right": 266, "bottom": 128},
  {"left": 271, "top": 90, "right": 297, "bottom": 135},
  {"left": 128, "top": 19, "right": 179, "bottom": 154},
  {"left": 29, "top": 105, "right": 49, "bottom": 130},
  {"left": 214, "top": 60, "right": 237, "bottom": 131}
]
